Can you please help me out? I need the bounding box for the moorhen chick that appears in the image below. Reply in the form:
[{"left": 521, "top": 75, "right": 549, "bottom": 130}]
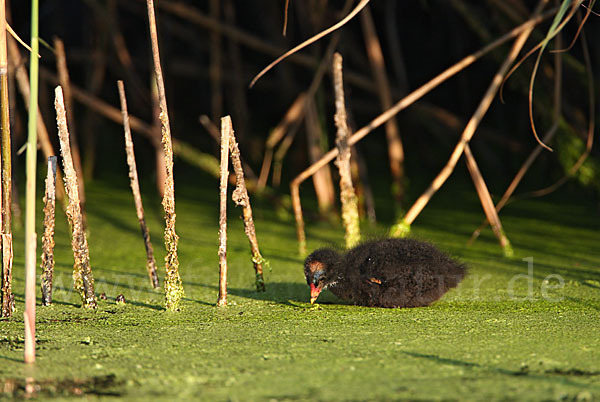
[{"left": 304, "top": 238, "right": 466, "bottom": 308}]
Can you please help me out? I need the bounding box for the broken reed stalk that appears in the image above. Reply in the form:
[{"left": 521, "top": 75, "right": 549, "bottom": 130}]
[
  {"left": 54, "top": 37, "right": 86, "bottom": 224},
  {"left": 217, "top": 116, "right": 231, "bottom": 306},
  {"left": 360, "top": 5, "right": 405, "bottom": 209},
  {"left": 463, "top": 145, "right": 513, "bottom": 257},
  {"left": 118, "top": 80, "right": 159, "bottom": 289},
  {"left": 55, "top": 86, "right": 97, "bottom": 309},
  {"left": 332, "top": 53, "right": 360, "bottom": 249},
  {"left": 289, "top": 9, "right": 555, "bottom": 251},
  {"left": 146, "top": 0, "right": 184, "bottom": 310},
  {"left": 0, "top": 0, "right": 14, "bottom": 318},
  {"left": 227, "top": 120, "right": 266, "bottom": 292},
  {"left": 398, "top": 2, "right": 547, "bottom": 234},
  {"left": 41, "top": 156, "right": 57, "bottom": 306}
]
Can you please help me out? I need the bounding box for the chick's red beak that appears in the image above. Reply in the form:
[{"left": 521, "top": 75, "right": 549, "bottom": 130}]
[{"left": 310, "top": 283, "right": 322, "bottom": 304}]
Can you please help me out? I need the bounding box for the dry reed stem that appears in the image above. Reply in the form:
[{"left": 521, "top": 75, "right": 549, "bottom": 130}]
[
  {"left": 217, "top": 116, "right": 231, "bottom": 306},
  {"left": 333, "top": 53, "right": 360, "bottom": 249},
  {"left": 41, "top": 156, "right": 57, "bottom": 306},
  {"left": 399, "top": 4, "right": 543, "bottom": 231},
  {"left": 228, "top": 125, "right": 266, "bottom": 292},
  {"left": 0, "top": 0, "right": 13, "bottom": 317},
  {"left": 360, "top": 6, "right": 405, "bottom": 207},
  {"left": 118, "top": 80, "right": 159, "bottom": 289},
  {"left": 463, "top": 145, "right": 513, "bottom": 256},
  {"left": 55, "top": 86, "right": 97, "bottom": 309},
  {"left": 146, "top": 0, "right": 184, "bottom": 310},
  {"left": 8, "top": 39, "right": 66, "bottom": 204},
  {"left": 289, "top": 8, "right": 555, "bottom": 249},
  {"left": 54, "top": 38, "right": 86, "bottom": 220}
]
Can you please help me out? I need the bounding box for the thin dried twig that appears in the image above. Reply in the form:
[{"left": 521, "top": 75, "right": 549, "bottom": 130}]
[
  {"left": 118, "top": 80, "right": 159, "bottom": 289},
  {"left": 463, "top": 145, "right": 513, "bottom": 256},
  {"left": 283, "top": 0, "right": 290, "bottom": 36},
  {"left": 333, "top": 53, "right": 360, "bottom": 249},
  {"left": 55, "top": 86, "right": 97, "bottom": 309},
  {"left": 41, "top": 156, "right": 57, "bottom": 306}
]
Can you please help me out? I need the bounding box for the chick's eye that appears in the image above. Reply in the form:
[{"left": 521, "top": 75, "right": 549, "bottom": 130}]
[{"left": 312, "top": 270, "right": 325, "bottom": 286}]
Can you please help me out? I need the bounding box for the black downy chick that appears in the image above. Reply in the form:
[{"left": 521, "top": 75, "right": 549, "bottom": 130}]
[{"left": 304, "top": 238, "right": 466, "bottom": 308}]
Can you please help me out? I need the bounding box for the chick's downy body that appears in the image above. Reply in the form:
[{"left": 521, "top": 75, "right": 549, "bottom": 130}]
[{"left": 304, "top": 238, "right": 466, "bottom": 308}]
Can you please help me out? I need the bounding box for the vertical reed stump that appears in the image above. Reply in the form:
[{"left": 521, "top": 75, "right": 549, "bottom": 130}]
[
  {"left": 332, "top": 53, "right": 360, "bottom": 249},
  {"left": 118, "top": 80, "right": 159, "bottom": 289},
  {"left": 228, "top": 124, "right": 266, "bottom": 292},
  {"left": 40, "top": 156, "right": 57, "bottom": 306},
  {"left": 55, "top": 86, "right": 96, "bottom": 309},
  {"left": 217, "top": 116, "right": 231, "bottom": 306},
  {"left": 146, "top": 0, "right": 184, "bottom": 310}
]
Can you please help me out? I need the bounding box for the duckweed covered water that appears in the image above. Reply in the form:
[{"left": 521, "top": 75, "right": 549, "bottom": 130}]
[{"left": 0, "top": 180, "right": 598, "bottom": 400}]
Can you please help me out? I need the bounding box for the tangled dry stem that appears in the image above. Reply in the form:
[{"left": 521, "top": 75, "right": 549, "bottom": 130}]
[{"left": 55, "top": 86, "right": 96, "bottom": 309}]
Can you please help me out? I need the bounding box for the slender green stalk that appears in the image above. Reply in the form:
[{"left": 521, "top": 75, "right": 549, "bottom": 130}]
[{"left": 24, "top": 0, "right": 39, "bottom": 362}]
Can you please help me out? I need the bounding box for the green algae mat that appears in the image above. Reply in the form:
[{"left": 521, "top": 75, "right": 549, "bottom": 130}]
[{"left": 1, "top": 180, "right": 599, "bottom": 400}]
